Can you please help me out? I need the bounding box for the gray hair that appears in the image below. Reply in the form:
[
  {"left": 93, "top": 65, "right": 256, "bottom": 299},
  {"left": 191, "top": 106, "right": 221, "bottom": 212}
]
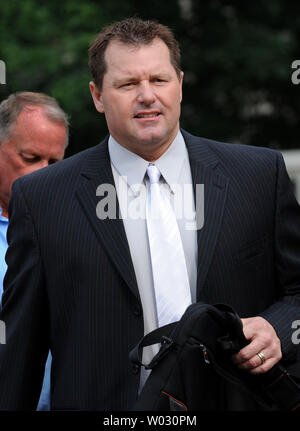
[{"left": 0, "top": 91, "right": 69, "bottom": 144}]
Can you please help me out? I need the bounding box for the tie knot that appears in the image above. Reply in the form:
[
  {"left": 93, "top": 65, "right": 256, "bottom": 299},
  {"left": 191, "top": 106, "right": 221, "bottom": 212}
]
[{"left": 147, "top": 164, "right": 161, "bottom": 184}]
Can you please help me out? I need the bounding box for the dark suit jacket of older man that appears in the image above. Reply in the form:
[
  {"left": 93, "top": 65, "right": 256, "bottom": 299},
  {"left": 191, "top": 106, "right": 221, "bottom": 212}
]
[{"left": 0, "top": 129, "right": 299, "bottom": 410}]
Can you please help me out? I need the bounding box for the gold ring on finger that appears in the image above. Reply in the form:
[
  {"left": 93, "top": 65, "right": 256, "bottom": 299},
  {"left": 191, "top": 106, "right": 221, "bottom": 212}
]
[{"left": 257, "top": 352, "right": 266, "bottom": 365}]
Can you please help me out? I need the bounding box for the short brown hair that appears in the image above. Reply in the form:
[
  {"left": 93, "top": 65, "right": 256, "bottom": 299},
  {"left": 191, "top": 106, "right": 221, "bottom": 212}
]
[
  {"left": 89, "top": 17, "right": 181, "bottom": 90},
  {"left": 0, "top": 91, "right": 69, "bottom": 143}
]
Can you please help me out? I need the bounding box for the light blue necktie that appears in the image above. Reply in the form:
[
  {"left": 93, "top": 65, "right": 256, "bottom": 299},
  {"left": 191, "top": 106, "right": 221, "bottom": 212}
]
[{"left": 146, "top": 164, "right": 192, "bottom": 327}]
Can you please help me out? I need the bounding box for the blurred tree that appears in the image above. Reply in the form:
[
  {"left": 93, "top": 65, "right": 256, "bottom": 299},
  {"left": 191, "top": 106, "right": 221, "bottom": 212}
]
[
  {"left": 178, "top": 0, "right": 300, "bottom": 149},
  {"left": 0, "top": 0, "right": 299, "bottom": 156},
  {"left": 0, "top": 0, "right": 109, "bottom": 156}
]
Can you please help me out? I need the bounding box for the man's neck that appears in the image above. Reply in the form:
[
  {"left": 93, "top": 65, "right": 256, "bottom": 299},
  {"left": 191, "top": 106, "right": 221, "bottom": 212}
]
[{"left": 0, "top": 200, "right": 8, "bottom": 218}]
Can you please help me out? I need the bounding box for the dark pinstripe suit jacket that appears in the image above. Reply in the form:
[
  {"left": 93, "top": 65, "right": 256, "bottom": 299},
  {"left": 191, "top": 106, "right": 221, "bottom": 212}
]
[{"left": 0, "top": 130, "right": 299, "bottom": 410}]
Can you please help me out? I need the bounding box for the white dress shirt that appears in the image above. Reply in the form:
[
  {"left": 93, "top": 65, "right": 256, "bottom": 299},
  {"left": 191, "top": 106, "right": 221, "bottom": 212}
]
[{"left": 108, "top": 130, "right": 198, "bottom": 386}]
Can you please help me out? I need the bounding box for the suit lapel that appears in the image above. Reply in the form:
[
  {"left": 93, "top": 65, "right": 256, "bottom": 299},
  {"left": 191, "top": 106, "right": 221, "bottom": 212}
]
[
  {"left": 75, "top": 138, "right": 140, "bottom": 300},
  {"left": 183, "top": 131, "right": 229, "bottom": 299},
  {"left": 75, "top": 131, "right": 229, "bottom": 302}
]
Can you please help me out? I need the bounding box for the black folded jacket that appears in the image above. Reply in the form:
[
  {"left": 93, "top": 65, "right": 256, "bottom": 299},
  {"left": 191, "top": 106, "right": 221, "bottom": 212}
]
[{"left": 130, "top": 302, "right": 300, "bottom": 411}]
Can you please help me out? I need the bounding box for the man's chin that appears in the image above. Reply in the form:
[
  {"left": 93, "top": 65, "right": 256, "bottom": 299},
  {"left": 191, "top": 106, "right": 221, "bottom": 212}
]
[{"left": 136, "top": 130, "right": 167, "bottom": 147}]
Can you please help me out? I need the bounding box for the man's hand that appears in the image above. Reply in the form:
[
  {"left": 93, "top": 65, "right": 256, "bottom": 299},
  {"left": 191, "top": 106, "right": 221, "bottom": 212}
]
[{"left": 231, "top": 316, "right": 282, "bottom": 374}]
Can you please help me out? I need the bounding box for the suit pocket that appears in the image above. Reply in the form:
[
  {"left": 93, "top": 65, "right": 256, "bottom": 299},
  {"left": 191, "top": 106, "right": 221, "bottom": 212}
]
[{"left": 234, "top": 235, "right": 267, "bottom": 264}]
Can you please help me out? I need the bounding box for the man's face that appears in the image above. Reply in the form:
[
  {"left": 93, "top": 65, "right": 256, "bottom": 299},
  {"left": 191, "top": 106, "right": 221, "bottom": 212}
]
[
  {"left": 0, "top": 106, "right": 67, "bottom": 213},
  {"left": 90, "top": 38, "right": 183, "bottom": 160}
]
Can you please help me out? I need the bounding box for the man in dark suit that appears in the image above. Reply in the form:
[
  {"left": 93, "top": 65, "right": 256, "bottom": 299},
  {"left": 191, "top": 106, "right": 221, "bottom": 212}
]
[
  {"left": 0, "top": 91, "right": 68, "bottom": 410},
  {"left": 0, "top": 17, "right": 299, "bottom": 410}
]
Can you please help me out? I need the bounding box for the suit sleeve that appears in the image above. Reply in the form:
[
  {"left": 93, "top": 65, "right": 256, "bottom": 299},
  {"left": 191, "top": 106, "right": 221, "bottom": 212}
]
[
  {"left": 260, "top": 152, "right": 300, "bottom": 365},
  {"left": 0, "top": 179, "right": 49, "bottom": 410}
]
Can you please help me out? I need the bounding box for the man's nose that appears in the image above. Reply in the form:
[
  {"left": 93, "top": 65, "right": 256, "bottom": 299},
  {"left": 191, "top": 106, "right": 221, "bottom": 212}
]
[{"left": 137, "top": 81, "right": 156, "bottom": 105}]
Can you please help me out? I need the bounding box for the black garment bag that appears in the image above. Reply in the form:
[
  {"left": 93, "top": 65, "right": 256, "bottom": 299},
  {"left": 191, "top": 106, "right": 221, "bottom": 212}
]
[{"left": 130, "top": 302, "right": 300, "bottom": 411}]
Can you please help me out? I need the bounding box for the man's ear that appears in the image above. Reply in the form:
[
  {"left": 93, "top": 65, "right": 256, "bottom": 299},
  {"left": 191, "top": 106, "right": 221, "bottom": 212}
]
[
  {"left": 179, "top": 71, "right": 184, "bottom": 103},
  {"left": 89, "top": 81, "right": 104, "bottom": 113}
]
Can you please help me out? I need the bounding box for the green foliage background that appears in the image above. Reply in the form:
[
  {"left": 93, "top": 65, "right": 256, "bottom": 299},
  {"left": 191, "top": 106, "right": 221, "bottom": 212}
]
[{"left": 1, "top": 0, "right": 299, "bottom": 157}]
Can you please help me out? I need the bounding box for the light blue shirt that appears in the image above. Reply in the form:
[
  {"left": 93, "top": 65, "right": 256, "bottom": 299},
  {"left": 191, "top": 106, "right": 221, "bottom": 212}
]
[
  {"left": 0, "top": 206, "right": 8, "bottom": 302},
  {"left": 0, "top": 205, "right": 51, "bottom": 410}
]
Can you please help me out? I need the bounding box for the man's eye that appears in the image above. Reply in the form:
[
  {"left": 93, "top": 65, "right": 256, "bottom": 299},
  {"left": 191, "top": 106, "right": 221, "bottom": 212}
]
[
  {"left": 22, "top": 155, "right": 39, "bottom": 163},
  {"left": 152, "top": 78, "right": 167, "bottom": 85}
]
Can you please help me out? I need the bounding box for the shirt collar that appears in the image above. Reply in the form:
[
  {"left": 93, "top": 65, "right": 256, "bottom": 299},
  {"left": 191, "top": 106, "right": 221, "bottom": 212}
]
[
  {"left": 0, "top": 205, "right": 8, "bottom": 223},
  {"left": 109, "top": 136, "right": 149, "bottom": 196},
  {"left": 108, "top": 131, "right": 188, "bottom": 196},
  {"left": 154, "top": 131, "right": 187, "bottom": 193}
]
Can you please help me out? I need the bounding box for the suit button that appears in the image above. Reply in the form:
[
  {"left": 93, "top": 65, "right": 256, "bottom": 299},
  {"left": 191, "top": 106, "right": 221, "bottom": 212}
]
[
  {"left": 132, "top": 364, "right": 140, "bottom": 374},
  {"left": 134, "top": 306, "right": 142, "bottom": 316}
]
